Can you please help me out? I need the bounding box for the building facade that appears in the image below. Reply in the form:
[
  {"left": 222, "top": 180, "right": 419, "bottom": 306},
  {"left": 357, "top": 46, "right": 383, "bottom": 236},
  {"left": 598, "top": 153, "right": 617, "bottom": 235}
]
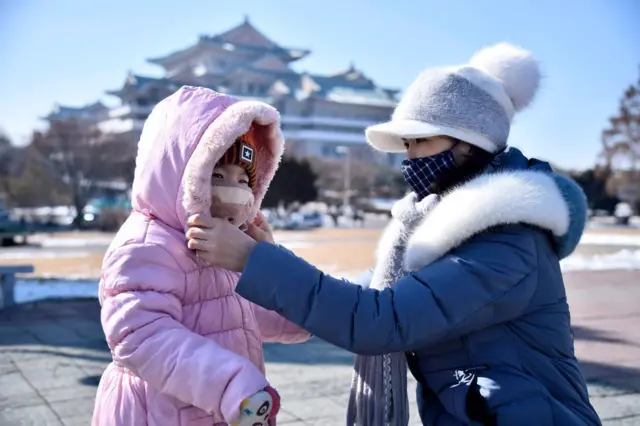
[{"left": 45, "top": 17, "right": 403, "bottom": 167}]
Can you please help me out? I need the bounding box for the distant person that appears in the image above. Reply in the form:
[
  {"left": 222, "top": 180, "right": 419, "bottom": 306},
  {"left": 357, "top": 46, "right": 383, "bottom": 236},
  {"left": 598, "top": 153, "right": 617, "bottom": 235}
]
[
  {"left": 92, "top": 87, "right": 309, "bottom": 426},
  {"left": 351, "top": 206, "right": 365, "bottom": 227},
  {"left": 329, "top": 205, "right": 341, "bottom": 227},
  {"left": 188, "top": 44, "right": 601, "bottom": 425}
]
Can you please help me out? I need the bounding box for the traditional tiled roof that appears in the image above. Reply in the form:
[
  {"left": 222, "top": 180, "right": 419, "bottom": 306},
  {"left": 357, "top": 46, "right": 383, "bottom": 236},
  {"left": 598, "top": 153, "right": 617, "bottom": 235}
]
[
  {"left": 325, "top": 86, "right": 398, "bottom": 107},
  {"left": 227, "top": 65, "right": 299, "bottom": 80},
  {"left": 297, "top": 64, "right": 399, "bottom": 105},
  {"left": 148, "top": 18, "right": 309, "bottom": 66},
  {"left": 105, "top": 73, "right": 182, "bottom": 96},
  {"left": 43, "top": 101, "right": 108, "bottom": 121},
  {"left": 215, "top": 17, "right": 279, "bottom": 49},
  {"left": 269, "top": 78, "right": 302, "bottom": 97},
  {"left": 104, "top": 67, "right": 397, "bottom": 107},
  {"left": 50, "top": 18, "right": 399, "bottom": 120}
]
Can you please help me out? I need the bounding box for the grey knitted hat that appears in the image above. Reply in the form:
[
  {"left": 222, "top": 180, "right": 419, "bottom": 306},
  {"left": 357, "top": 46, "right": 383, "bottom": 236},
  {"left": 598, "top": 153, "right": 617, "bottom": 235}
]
[{"left": 366, "top": 43, "right": 541, "bottom": 153}]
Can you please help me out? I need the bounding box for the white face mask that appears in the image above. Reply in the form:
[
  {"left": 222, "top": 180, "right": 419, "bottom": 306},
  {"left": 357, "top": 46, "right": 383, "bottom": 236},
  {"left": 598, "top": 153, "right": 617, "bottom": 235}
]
[{"left": 210, "top": 183, "right": 255, "bottom": 230}]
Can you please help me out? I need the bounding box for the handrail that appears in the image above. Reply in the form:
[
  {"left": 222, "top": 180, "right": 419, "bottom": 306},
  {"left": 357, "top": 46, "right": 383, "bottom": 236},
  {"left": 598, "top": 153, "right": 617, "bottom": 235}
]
[{"left": 0, "top": 265, "right": 35, "bottom": 309}]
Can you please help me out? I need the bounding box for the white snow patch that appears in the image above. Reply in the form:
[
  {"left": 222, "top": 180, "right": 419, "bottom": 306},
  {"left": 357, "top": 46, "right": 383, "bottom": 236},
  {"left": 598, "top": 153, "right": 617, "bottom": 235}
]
[
  {"left": 11, "top": 248, "right": 639, "bottom": 306},
  {"left": 14, "top": 278, "right": 99, "bottom": 304},
  {"left": 337, "top": 250, "right": 640, "bottom": 282},
  {"left": 561, "top": 250, "right": 640, "bottom": 271},
  {"left": 273, "top": 232, "right": 313, "bottom": 242},
  {"left": 280, "top": 241, "right": 314, "bottom": 250},
  {"left": 579, "top": 234, "right": 640, "bottom": 247},
  {"left": 1, "top": 251, "right": 90, "bottom": 260},
  {"left": 587, "top": 216, "right": 640, "bottom": 228},
  {"left": 39, "top": 237, "right": 115, "bottom": 248}
]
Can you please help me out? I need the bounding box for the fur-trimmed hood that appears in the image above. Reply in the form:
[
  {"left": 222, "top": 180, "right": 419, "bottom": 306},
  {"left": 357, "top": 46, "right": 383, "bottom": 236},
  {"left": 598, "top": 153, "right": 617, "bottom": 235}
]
[
  {"left": 130, "top": 86, "right": 284, "bottom": 231},
  {"left": 397, "top": 148, "right": 587, "bottom": 271}
]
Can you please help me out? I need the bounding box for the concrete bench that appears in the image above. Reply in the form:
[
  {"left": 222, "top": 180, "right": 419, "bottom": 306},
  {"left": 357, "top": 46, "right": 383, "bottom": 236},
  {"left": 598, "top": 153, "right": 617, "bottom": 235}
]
[{"left": 0, "top": 265, "right": 34, "bottom": 309}]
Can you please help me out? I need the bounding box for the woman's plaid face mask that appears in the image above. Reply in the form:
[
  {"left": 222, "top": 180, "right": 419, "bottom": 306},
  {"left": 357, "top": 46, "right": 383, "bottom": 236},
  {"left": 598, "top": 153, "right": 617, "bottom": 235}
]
[{"left": 400, "top": 149, "right": 458, "bottom": 200}]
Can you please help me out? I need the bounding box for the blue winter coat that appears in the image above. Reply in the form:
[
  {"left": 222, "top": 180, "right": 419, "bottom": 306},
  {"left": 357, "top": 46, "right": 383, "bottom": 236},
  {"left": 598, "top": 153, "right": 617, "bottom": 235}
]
[{"left": 237, "top": 148, "right": 601, "bottom": 425}]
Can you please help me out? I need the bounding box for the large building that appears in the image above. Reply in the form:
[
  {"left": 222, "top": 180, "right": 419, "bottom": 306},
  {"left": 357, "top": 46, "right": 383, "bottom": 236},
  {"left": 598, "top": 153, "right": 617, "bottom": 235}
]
[{"left": 45, "top": 17, "right": 403, "bottom": 166}]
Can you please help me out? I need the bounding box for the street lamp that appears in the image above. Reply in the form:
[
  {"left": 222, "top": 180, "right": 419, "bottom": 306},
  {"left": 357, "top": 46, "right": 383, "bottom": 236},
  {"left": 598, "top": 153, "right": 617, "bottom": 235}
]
[{"left": 336, "top": 145, "right": 351, "bottom": 211}]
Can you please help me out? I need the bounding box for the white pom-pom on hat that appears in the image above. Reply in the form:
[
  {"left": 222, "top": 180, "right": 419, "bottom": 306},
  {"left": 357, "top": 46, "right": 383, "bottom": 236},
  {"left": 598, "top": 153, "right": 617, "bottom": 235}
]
[{"left": 469, "top": 43, "right": 541, "bottom": 112}]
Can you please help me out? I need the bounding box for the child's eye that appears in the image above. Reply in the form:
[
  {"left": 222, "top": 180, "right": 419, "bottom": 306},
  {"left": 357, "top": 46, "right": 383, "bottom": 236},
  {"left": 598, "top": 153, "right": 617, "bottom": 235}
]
[
  {"left": 403, "top": 142, "right": 410, "bottom": 149},
  {"left": 239, "top": 179, "right": 249, "bottom": 185},
  {"left": 212, "top": 173, "right": 224, "bottom": 180}
]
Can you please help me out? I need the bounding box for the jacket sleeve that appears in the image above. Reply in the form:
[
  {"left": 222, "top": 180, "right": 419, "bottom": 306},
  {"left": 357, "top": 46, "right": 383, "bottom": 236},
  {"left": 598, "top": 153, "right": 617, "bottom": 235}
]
[
  {"left": 251, "top": 303, "right": 311, "bottom": 344},
  {"left": 100, "top": 243, "right": 268, "bottom": 423},
  {"left": 236, "top": 225, "right": 539, "bottom": 355}
]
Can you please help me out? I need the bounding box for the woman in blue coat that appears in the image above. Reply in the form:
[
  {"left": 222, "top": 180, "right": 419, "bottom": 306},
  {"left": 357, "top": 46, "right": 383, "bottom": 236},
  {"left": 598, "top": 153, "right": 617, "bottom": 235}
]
[{"left": 187, "top": 43, "right": 601, "bottom": 425}]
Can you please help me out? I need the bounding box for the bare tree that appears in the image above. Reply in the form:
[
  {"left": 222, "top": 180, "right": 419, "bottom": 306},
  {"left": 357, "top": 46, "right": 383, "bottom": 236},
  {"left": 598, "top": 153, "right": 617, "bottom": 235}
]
[
  {"left": 101, "top": 133, "right": 137, "bottom": 185},
  {"left": 1, "top": 145, "right": 71, "bottom": 208},
  {"left": 31, "top": 118, "right": 129, "bottom": 227},
  {"left": 0, "top": 131, "right": 12, "bottom": 189},
  {"left": 262, "top": 156, "right": 318, "bottom": 208},
  {"left": 601, "top": 67, "right": 640, "bottom": 209}
]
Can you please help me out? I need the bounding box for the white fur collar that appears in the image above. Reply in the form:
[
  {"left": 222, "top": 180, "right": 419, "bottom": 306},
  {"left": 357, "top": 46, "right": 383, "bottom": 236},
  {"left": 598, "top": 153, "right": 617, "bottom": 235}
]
[{"left": 402, "top": 171, "right": 569, "bottom": 271}]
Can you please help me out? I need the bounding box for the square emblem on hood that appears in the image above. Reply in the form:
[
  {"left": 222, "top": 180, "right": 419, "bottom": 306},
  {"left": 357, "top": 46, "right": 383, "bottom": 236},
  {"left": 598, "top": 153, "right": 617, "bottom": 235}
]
[{"left": 241, "top": 144, "right": 254, "bottom": 164}]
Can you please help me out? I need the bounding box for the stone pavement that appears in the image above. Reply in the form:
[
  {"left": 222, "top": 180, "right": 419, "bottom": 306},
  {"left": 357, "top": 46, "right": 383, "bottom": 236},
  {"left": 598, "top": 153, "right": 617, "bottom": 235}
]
[{"left": 0, "top": 270, "right": 639, "bottom": 425}]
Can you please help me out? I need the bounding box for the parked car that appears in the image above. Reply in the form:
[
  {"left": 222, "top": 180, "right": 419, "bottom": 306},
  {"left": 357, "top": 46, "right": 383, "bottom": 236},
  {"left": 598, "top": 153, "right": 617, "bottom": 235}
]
[
  {"left": 284, "top": 212, "right": 324, "bottom": 230},
  {"left": 83, "top": 196, "right": 132, "bottom": 231},
  {"left": 262, "top": 209, "right": 287, "bottom": 230},
  {"left": 361, "top": 197, "right": 397, "bottom": 218},
  {"left": 0, "top": 198, "right": 32, "bottom": 246},
  {"left": 614, "top": 202, "right": 633, "bottom": 226}
]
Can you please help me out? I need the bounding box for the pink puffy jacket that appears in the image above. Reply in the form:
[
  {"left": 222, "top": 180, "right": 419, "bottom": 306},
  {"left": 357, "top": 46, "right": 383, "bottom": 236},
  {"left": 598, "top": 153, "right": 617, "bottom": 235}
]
[{"left": 92, "top": 87, "right": 310, "bottom": 426}]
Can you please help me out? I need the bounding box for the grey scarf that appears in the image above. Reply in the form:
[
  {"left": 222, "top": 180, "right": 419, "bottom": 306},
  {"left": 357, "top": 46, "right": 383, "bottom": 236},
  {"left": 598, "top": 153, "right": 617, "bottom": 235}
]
[{"left": 347, "top": 194, "right": 437, "bottom": 426}]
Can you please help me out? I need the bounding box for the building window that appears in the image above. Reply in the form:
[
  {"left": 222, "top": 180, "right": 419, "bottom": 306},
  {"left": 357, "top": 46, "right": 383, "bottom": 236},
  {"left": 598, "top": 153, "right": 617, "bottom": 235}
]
[
  {"left": 243, "top": 82, "right": 266, "bottom": 95},
  {"left": 321, "top": 144, "right": 337, "bottom": 158},
  {"left": 148, "top": 88, "right": 160, "bottom": 103}
]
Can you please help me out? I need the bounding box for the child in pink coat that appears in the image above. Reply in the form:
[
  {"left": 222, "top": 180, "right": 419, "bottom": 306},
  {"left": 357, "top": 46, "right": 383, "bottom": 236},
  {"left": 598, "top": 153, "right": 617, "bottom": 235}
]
[{"left": 92, "top": 86, "right": 310, "bottom": 426}]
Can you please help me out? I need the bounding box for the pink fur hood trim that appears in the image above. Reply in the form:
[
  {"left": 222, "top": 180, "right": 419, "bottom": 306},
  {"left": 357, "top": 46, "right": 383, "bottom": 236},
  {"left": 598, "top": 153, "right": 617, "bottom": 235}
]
[{"left": 130, "top": 85, "right": 284, "bottom": 230}]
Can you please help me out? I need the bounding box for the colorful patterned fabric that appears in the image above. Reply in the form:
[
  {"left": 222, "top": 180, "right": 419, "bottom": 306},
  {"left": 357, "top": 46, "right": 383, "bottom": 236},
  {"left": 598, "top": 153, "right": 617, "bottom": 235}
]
[{"left": 217, "top": 134, "right": 258, "bottom": 188}]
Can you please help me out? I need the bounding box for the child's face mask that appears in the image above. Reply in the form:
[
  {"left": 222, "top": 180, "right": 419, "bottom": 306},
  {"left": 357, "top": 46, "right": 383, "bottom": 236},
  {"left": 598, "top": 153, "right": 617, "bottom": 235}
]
[{"left": 210, "top": 165, "right": 255, "bottom": 230}]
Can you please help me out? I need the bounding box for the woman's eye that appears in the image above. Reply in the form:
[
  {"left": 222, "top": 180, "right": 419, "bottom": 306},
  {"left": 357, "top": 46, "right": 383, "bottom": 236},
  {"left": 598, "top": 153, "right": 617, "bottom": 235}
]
[
  {"left": 212, "top": 173, "right": 224, "bottom": 179},
  {"left": 239, "top": 179, "right": 249, "bottom": 185},
  {"left": 403, "top": 143, "right": 410, "bottom": 149}
]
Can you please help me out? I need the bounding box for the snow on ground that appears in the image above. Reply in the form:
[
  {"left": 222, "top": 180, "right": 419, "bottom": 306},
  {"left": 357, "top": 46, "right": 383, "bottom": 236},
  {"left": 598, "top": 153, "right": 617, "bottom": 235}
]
[
  {"left": 11, "top": 249, "right": 640, "bottom": 305},
  {"left": 587, "top": 216, "right": 640, "bottom": 228},
  {"left": 22, "top": 223, "right": 640, "bottom": 249},
  {"left": 560, "top": 249, "right": 640, "bottom": 272},
  {"left": 578, "top": 233, "right": 640, "bottom": 247},
  {"left": 14, "top": 278, "right": 99, "bottom": 304},
  {"left": 7, "top": 224, "right": 640, "bottom": 305},
  {"left": 280, "top": 241, "right": 315, "bottom": 249},
  {"left": 27, "top": 229, "right": 348, "bottom": 250},
  {"left": 1, "top": 250, "right": 90, "bottom": 260},
  {"left": 37, "top": 236, "right": 115, "bottom": 248}
]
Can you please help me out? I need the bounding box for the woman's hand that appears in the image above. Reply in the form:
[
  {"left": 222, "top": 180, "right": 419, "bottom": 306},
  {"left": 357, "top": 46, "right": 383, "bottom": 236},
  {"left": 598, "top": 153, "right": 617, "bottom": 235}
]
[
  {"left": 186, "top": 214, "right": 256, "bottom": 272},
  {"left": 246, "top": 211, "right": 275, "bottom": 244}
]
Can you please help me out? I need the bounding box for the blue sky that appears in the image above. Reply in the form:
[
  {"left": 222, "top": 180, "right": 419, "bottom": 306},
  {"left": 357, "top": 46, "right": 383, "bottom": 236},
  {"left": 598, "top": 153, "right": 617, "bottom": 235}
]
[{"left": 1, "top": 0, "right": 638, "bottom": 170}]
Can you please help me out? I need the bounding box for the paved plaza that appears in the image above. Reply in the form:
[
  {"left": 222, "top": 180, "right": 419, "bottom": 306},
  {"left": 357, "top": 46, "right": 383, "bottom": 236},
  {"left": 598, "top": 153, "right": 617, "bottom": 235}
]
[{"left": 1, "top": 270, "right": 639, "bottom": 425}]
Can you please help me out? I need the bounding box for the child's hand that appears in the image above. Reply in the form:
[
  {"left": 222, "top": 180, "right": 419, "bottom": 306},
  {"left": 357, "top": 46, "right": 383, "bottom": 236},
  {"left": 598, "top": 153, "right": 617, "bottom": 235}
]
[
  {"left": 246, "top": 211, "right": 275, "bottom": 244},
  {"left": 186, "top": 214, "right": 256, "bottom": 272},
  {"left": 233, "top": 386, "right": 280, "bottom": 426}
]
